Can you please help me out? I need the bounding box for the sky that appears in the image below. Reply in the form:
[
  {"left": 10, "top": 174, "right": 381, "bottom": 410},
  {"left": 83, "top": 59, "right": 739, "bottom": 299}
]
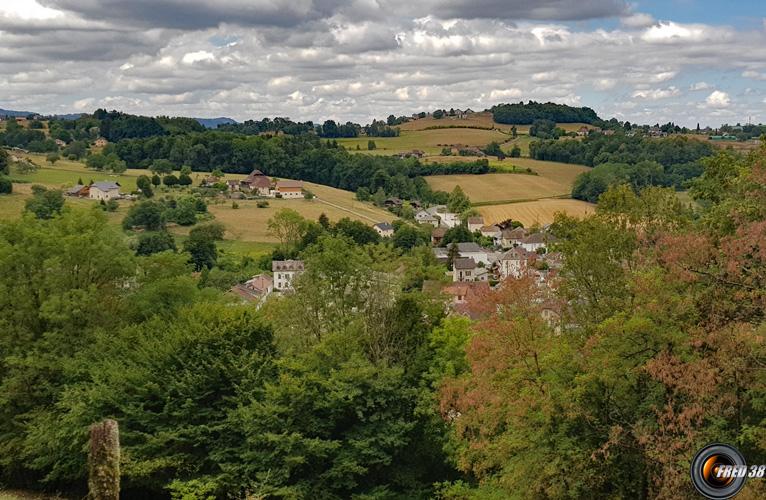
[{"left": 0, "top": 0, "right": 764, "bottom": 127}]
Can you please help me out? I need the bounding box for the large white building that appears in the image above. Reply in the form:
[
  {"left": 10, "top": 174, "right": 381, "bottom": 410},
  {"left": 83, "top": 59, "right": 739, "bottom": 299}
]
[{"left": 272, "top": 260, "right": 305, "bottom": 291}]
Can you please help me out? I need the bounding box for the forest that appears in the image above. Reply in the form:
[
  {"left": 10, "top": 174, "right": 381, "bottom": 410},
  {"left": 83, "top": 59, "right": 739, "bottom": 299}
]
[
  {"left": 1, "top": 141, "right": 765, "bottom": 499},
  {"left": 491, "top": 101, "right": 600, "bottom": 124},
  {"left": 530, "top": 133, "right": 716, "bottom": 202}
]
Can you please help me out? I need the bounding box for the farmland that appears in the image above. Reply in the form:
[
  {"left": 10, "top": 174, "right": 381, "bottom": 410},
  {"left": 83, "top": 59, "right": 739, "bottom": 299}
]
[
  {"left": 476, "top": 198, "right": 595, "bottom": 227},
  {"left": 424, "top": 158, "right": 589, "bottom": 203},
  {"left": 336, "top": 127, "right": 510, "bottom": 155},
  {"left": 1, "top": 154, "right": 394, "bottom": 249}
]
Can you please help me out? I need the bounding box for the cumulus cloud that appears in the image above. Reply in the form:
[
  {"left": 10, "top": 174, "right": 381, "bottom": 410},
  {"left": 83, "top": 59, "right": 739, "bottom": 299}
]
[
  {"left": 690, "top": 82, "right": 711, "bottom": 91},
  {"left": 0, "top": 1, "right": 763, "bottom": 127},
  {"left": 705, "top": 90, "right": 731, "bottom": 108},
  {"left": 632, "top": 86, "right": 681, "bottom": 100}
]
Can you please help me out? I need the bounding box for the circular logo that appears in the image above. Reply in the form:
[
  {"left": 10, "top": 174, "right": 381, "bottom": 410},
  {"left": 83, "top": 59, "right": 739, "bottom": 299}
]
[{"left": 691, "top": 443, "right": 748, "bottom": 499}]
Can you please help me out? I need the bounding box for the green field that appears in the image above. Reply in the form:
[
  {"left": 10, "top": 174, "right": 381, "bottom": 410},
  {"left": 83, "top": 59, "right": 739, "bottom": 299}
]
[
  {"left": 337, "top": 127, "right": 510, "bottom": 155},
  {"left": 1, "top": 153, "right": 394, "bottom": 252}
]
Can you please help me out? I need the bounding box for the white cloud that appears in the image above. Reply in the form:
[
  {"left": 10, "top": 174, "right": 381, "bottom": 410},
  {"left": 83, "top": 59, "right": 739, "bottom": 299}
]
[
  {"left": 72, "top": 97, "right": 95, "bottom": 110},
  {"left": 742, "top": 70, "right": 766, "bottom": 80},
  {"left": 632, "top": 86, "right": 681, "bottom": 100},
  {"left": 621, "top": 12, "right": 655, "bottom": 28},
  {"left": 593, "top": 78, "right": 617, "bottom": 90},
  {"left": 181, "top": 50, "right": 215, "bottom": 65},
  {"left": 705, "top": 90, "right": 730, "bottom": 108},
  {"left": 689, "top": 81, "right": 711, "bottom": 91},
  {"left": 641, "top": 22, "right": 706, "bottom": 43}
]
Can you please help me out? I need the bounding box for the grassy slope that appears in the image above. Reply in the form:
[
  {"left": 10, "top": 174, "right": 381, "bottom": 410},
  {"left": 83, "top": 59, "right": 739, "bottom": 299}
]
[{"left": 1, "top": 154, "right": 394, "bottom": 251}]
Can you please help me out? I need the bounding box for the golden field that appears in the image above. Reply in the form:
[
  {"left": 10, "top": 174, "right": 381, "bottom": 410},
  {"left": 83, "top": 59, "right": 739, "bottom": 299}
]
[
  {"left": 424, "top": 158, "right": 589, "bottom": 203},
  {"left": 477, "top": 199, "right": 595, "bottom": 227}
]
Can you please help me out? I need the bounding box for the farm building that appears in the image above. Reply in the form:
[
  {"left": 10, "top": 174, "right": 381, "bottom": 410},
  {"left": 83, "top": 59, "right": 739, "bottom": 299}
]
[
  {"left": 275, "top": 180, "right": 304, "bottom": 198},
  {"left": 89, "top": 181, "right": 121, "bottom": 201},
  {"left": 374, "top": 222, "right": 394, "bottom": 238},
  {"left": 66, "top": 184, "right": 89, "bottom": 197},
  {"left": 94, "top": 137, "right": 108, "bottom": 147}
]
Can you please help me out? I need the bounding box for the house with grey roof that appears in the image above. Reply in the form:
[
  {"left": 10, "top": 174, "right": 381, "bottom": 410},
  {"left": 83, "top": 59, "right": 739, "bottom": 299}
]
[{"left": 89, "top": 181, "right": 121, "bottom": 201}]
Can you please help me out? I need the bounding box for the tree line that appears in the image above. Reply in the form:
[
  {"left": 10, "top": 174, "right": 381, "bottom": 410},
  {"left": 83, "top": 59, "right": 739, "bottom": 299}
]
[
  {"left": 529, "top": 133, "right": 715, "bottom": 202},
  {"left": 491, "top": 100, "right": 600, "bottom": 124}
]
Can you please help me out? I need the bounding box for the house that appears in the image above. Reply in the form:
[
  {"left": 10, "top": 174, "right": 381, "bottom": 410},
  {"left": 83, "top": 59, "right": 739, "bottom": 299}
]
[
  {"left": 230, "top": 274, "right": 273, "bottom": 306},
  {"left": 275, "top": 180, "right": 303, "bottom": 198},
  {"left": 480, "top": 224, "right": 501, "bottom": 242},
  {"left": 415, "top": 210, "right": 438, "bottom": 226},
  {"left": 431, "top": 227, "right": 447, "bottom": 246},
  {"left": 66, "top": 184, "right": 89, "bottom": 197},
  {"left": 242, "top": 169, "right": 272, "bottom": 195},
  {"left": 520, "top": 232, "right": 546, "bottom": 253},
  {"left": 453, "top": 257, "right": 489, "bottom": 283},
  {"left": 501, "top": 226, "right": 527, "bottom": 248},
  {"left": 576, "top": 126, "right": 590, "bottom": 137},
  {"left": 94, "top": 137, "right": 108, "bottom": 147},
  {"left": 467, "top": 216, "right": 484, "bottom": 233},
  {"left": 383, "top": 197, "right": 403, "bottom": 208},
  {"left": 432, "top": 246, "right": 448, "bottom": 264},
  {"left": 374, "top": 222, "right": 394, "bottom": 238},
  {"left": 454, "top": 242, "right": 492, "bottom": 267},
  {"left": 498, "top": 247, "right": 534, "bottom": 279},
  {"left": 54, "top": 138, "right": 66, "bottom": 148},
  {"left": 272, "top": 260, "right": 304, "bottom": 291},
  {"left": 89, "top": 181, "right": 121, "bottom": 201},
  {"left": 226, "top": 179, "right": 240, "bottom": 191},
  {"left": 602, "top": 129, "right": 615, "bottom": 136},
  {"left": 453, "top": 257, "right": 476, "bottom": 282},
  {"left": 440, "top": 282, "right": 490, "bottom": 319}
]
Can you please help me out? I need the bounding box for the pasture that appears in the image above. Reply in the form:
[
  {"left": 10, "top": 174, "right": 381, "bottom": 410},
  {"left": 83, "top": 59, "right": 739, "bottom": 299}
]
[
  {"left": 1, "top": 153, "right": 394, "bottom": 251},
  {"left": 337, "top": 127, "right": 510, "bottom": 155},
  {"left": 477, "top": 199, "right": 595, "bottom": 227}
]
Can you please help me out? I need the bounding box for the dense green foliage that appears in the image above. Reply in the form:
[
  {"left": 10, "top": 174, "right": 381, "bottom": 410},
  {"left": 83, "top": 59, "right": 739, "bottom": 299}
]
[
  {"left": 3, "top": 144, "right": 766, "bottom": 499},
  {"left": 492, "top": 101, "right": 599, "bottom": 124},
  {"left": 530, "top": 134, "right": 715, "bottom": 201}
]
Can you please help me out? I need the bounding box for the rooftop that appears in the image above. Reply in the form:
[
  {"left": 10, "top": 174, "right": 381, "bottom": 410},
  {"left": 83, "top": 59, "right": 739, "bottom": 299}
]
[
  {"left": 375, "top": 222, "right": 394, "bottom": 231},
  {"left": 272, "top": 259, "right": 305, "bottom": 271},
  {"left": 91, "top": 181, "right": 120, "bottom": 191},
  {"left": 453, "top": 257, "right": 476, "bottom": 270}
]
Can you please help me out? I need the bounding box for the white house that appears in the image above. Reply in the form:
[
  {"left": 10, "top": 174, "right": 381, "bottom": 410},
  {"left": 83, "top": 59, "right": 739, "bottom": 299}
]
[
  {"left": 498, "top": 247, "right": 534, "bottom": 279},
  {"left": 415, "top": 210, "right": 438, "bottom": 226},
  {"left": 272, "top": 260, "right": 304, "bottom": 291},
  {"left": 480, "top": 224, "right": 502, "bottom": 245},
  {"left": 426, "top": 205, "right": 459, "bottom": 228},
  {"left": 275, "top": 180, "right": 303, "bottom": 199},
  {"left": 501, "top": 226, "right": 527, "bottom": 248},
  {"left": 453, "top": 257, "right": 475, "bottom": 282},
  {"left": 454, "top": 242, "right": 492, "bottom": 267},
  {"left": 467, "top": 216, "right": 485, "bottom": 233},
  {"left": 89, "top": 181, "right": 121, "bottom": 201},
  {"left": 374, "top": 222, "right": 394, "bottom": 238},
  {"left": 453, "top": 257, "right": 489, "bottom": 283},
  {"left": 520, "top": 232, "right": 546, "bottom": 253}
]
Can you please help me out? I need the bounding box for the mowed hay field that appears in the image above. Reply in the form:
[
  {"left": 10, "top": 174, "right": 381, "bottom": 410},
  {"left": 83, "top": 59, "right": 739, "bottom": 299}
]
[
  {"left": 2, "top": 154, "right": 394, "bottom": 246},
  {"left": 477, "top": 199, "right": 595, "bottom": 227},
  {"left": 424, "top": 158, "right": 590, "bottom": 203},
  {"left": 426, "top": 173, "right": 571, "bottom": 203},
  {"left": 337, "top": 127, "right": 510, "bottom": 155}
]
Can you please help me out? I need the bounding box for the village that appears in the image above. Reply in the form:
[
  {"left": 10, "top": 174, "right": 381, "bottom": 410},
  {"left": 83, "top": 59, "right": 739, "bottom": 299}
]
[{"left": 225, "top": 169, "right": 566, "bottom": 331}]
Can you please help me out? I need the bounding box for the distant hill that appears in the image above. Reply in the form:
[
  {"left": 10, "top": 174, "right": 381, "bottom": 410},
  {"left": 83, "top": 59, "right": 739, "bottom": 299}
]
[
  {"left": 195, "top": 117, "right": 237, "bottom": 129},
  {"left": 0, "top": 108, "right": 37, "bottom": 118}
]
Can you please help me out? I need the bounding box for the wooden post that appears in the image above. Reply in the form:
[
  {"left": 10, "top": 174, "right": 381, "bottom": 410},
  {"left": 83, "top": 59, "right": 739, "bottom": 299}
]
[{"left": 88, "top": 419, "right": 120, "bottom": 500}]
